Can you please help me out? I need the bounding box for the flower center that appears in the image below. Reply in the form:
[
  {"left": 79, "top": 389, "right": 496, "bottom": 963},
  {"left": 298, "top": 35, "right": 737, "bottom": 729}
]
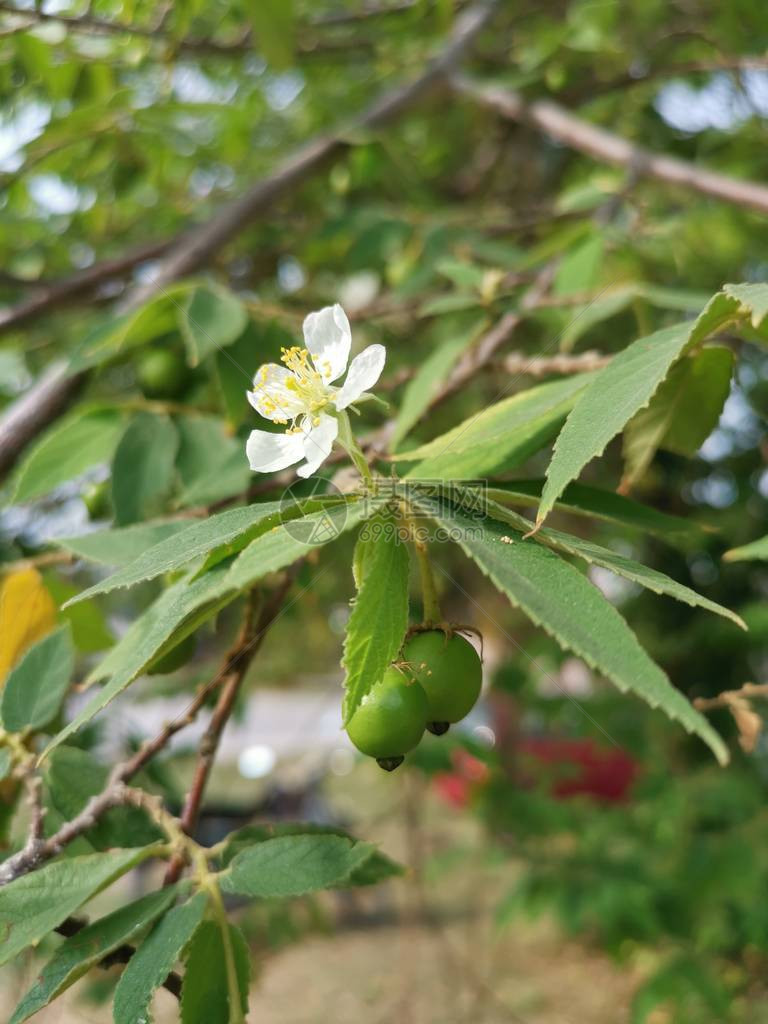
[{"left": 279, "top": 346, "right": 335, "bottom": 430}]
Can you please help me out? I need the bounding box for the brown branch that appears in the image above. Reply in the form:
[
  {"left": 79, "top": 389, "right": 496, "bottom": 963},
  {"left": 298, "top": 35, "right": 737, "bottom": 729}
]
[
  {"left": 499, "top": 349, "right": 611, "bottom": 377},
  {"left": 0, "top": 239, "right": 171, "bottom": 337},
  {"left": 0, "top": 1, "right": 496, "bottom": 480},
  {"left": 452, "top": 74, "right": 768, "bottom": 217},
  {"left": 163, "top": 576, "right": 294, "bottom": 884},
  {"left": 0, "top": 2, "right": 374, "bottom": 57}
]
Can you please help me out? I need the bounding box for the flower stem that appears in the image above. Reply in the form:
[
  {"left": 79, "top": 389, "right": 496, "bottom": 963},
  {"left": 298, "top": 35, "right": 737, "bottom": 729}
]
[
  {"left": 206, "top": 876, "right": 246, "bottom": 1024},
  {"left": 404, "top": 510, "right": 441, "bottom": 624},
  {"left": 336, "top": 410, "right": 374, "bottom": 487}
]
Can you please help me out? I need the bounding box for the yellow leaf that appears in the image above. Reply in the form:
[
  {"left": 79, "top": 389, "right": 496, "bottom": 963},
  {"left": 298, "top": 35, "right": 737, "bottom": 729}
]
[{"left": 0, "top": 568, "right": 57, "bottom": 685}]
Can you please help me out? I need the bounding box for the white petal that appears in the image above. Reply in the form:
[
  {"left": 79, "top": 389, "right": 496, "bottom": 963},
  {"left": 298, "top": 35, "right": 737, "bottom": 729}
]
[
  {"left": 335, "top": 344, "right": 386, "bottom": 410},
  {"left": 296, "top": 413, "right": 339, "bottom": 479},
  {"left": 246, "top": 429, "right": 305, "bottom": 473},
  {"left": 303, "top": 304, "right": 351, "bottom": 384},
  {"left": 248, "top": 363, "right": 305, "bottom": 423}
]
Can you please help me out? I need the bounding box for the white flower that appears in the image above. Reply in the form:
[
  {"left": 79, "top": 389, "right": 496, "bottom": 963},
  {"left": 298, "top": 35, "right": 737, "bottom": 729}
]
[{"left": 245, "top": 304, "right": 385, "bottom": 478}]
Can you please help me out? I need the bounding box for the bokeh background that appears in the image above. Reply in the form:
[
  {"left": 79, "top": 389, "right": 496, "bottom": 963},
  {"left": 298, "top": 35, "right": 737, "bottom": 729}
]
[{"left": 1, "top": 1, "right": 768, "bottom": 1021}]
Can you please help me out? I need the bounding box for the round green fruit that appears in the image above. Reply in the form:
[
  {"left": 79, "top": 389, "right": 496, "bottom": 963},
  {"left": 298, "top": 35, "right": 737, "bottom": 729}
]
[
  {"left": 346, "top": 666, "right": 429, "bottom": 769},
  {"left": 402, "top": 629, "right": 482, "bottom": 731},
  {"left": 82, "top": 480, "right": 111, "bottom": 520},
  {"left": 136, "top": 347, "right": 189, "bottom": 399},
  {"left": 147, "top": 632, "right": 197, "bottom": 675}
]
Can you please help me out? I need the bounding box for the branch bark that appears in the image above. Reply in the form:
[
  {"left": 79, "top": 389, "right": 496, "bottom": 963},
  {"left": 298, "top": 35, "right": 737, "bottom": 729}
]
[
  {"left": 451, "top": 74, "right": 768, "bottom": 217},
  {"left": 163, "top": 576, "right": 295, "bottom": 884},
  {"left": 0, "top": 239, "right": 171, "bottom": 338},
  {"left": 0, "top": 1, "right": 495, "bottom": 480}
]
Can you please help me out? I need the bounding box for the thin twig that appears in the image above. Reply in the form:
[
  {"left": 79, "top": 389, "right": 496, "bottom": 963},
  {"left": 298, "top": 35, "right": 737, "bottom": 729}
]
[
  {"left": 164, "top": 578, "right": 294, "bottom": 883},
  {"left": 452, "top": 73, "right": 768, "bottom": 217}
]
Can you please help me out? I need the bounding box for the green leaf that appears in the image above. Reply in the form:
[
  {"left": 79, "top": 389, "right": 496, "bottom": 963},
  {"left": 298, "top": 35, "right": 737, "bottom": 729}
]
[
  {"left": 559, "top": 289, "right": 634, "bottom": 351},
  {"left": 42, "top": 564, "right": 236, "bottom": 758},
  {"left": 1, "top": 624, "right": 74, "bottom": 733},
  {"left": 485, "top": 479, "right": 702, "bottom": 537},
  {"left": 176, "top": 447, "right": 251, "bottom": 509},
  {"left": 181, "top": 920, "right": 250, "bottom": 1024},
  {"left": 0, "top": 749, "right": 11, "bottom": 781},
  {"left": 481, "top": 497, "right": 745, "bottom": 629},
  {"left": 250, "top": 0, "right": 294, "bottom": 67},
  {"left": 57, "top": 519, "right": 191, "bottom": 567},
  {"left": 219, "top": 834, "right": 375, "bottom": 898},
  {"left": 179, "top": 286, "right": 248, "bottom": 366},
  {"left": 622, "top": 347, "right": 733, "bottom": 488},
  {"left": 44, "top": 746, "right": 163, "bottom": 850},
  {"left": 43, "top": 576, "right": 114, "bottom": 654},
  {"left": 224, "top": 500, "right": 369, "bottom": 591},
  {"left": 113, "top": 891, "right": 208, "bottom": 1024},
  {"left": 390, "top": 322, "right": 482, "bottom": 450},
  {"left": 536, "top": 322, "right": 692, "bottom": 526},
  {"left": 0, "top": 847, "right": 163, "bottom": 967},
  {"left": 553, "top": 234, "right": 603, "bottom": 296},
  {"left": 65, "top": 502, "right": 285, "bottom": 605},
  {"left": 11, "top": 407, "right": 125, "bottom": 504},
  {"left": 688, "top": 282, "right": 768, "bottom": 347},
  {"left": 411, "top": 491, "right": 728, "bottom": 765},
  {"left": 111, "top": 412, "right": 179, "bottom": 526},
  {"left": 220, "top": 823, "right": 403, "bottom": 884},
  {"left": 174, "top": 414, "right": 242, "bottom": 488},
  {"left": 399, "top": 374, "right": 592, "bottom": 479},
  {"left": 724, "top": 535, "right": 768, "bottom": 563},
  {"left": 9, "top": 889, "right": 177, "bottom": 1024},
  {"left": 342, "top": 511, "right": 410, "bottom": 724}
]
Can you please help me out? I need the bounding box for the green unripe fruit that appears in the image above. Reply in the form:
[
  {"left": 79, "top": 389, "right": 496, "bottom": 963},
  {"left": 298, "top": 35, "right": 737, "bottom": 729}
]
[
  {"left": 136, "top": 347, "right": 189, "bottom": 399},
  {"left": 147, "top": 632, "right": 197, "bottom": 675},
  {"left": 346, "top": 665, "right": 429, "bottom": 769},
  {"left": 82, "top": 480, "right": 111, "bottom": 520},
  {"left": 402, "top": 630, "right": 482, "bottom": 731}
]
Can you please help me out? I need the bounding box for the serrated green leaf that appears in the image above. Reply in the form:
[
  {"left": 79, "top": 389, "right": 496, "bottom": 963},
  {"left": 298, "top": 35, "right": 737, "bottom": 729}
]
[
  {"left": 223, "top": 500, "right": 369, "bottom": 591},
  {"left": 411, "top": 491, "right": 728, "bottom": 765},
  {"left": 622, "top": 347, "right": 733, "bottom": 488},
  {"left": 43, "top": 576, "right": 114, "bottom": 654},
  {"left": 179, "top": 286, "right": 247, "bottom": 366},
  {"left": 536, "top": 322, "right": 693, "bottom": 526},
  {"left": 399, "top": 374, "right": 592, "bottom": 479},
  {"left": 219, "top": 834, "right": 375, "bottom": 898},
  {"left": 11, "top": 407, "right": 125, "bottom": 504},
  {"left": 219, "top": 823, "right": 403, "bottom": 883},
  {"left": 481, "top": 497, "right": 745, "bottom": 629},
  {"left": 113, "top": 891, "right": 208, "bottom": 1024},
  {"left": 342, "top": 512, "right": 410, "bottom": 724},
  {"left": 9, "top": 888, "right": 177, "bottom": 1024},
  {"left": 1, "top": 624, "right": 74, "bottom": 733},
  {"left": 485, "top": 479, "right": 701, "bottom": 536},
  {"left": 0, "top": 847, "right": 163, "bottom": 967},
  {"left": 724, "top": 535, "right": 768, "bottom": 563},
  {"left": 181, "top": 920, "right": 249, "bottom": 1024},
  {"left": 111, "top": 412, "right": 179, "bottom": 526},
  {"left": 688, "top": 282, "right": 768, "bottom": 348},
  {"left": 65, "top": 502, "right": 284, "bottom": 606},
  {"left": 391, "top": 322, "right": 483, "bottom": 450},
  {"left": 41, "top": 564, "right": 236, "bottom": 758},
  {"left": 57, "top": 519, "right": 191, "bottom": 567}
]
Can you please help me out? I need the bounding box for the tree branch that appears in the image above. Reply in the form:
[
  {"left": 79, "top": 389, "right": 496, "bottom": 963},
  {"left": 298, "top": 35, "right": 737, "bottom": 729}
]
[
  {"left": 0, "top": 239, "right": 171, "bottom": 338},
  {"left": 451, "top": 74, "right": 768, "bottom": 217},
  {"left": 0, "top": 1, "right": 496, "bottom": 480},
  {"left": 163, "top": 577, "right": 294, "bottom": 884}
]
